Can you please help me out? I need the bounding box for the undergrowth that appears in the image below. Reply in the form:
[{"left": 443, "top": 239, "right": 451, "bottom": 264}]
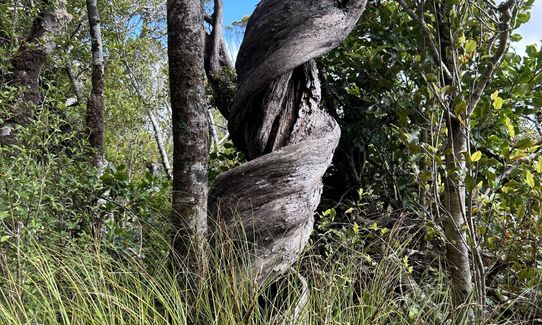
[{"left": 1, "top": 218, "right": 539, "bottom": 324}]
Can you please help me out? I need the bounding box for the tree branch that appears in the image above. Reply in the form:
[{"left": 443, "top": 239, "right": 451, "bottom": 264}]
[
  {"left": 467, "top": 0, "right": 516, "bottom": 115},
  {"left": 396, "top": 0, "right": 453, "bottom": 81}
]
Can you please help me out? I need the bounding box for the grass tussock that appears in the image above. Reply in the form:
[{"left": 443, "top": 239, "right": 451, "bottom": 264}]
[{"left": 0, "top": 225, "right": 539, "bottom": 325}]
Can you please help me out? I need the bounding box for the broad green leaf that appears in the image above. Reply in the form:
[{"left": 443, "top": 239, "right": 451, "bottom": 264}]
[
  {"left": 465, "top": 40, "right": 477, "bottom": 54},
  {"left": 505, "top": 117, "right": 515, "bottom": 137},
  {"left": 0, "top": 236, "right": 10, "bottom": 243},
  {"left": 493, "top": 97, "right": 503, "bottom": 110},
  {"left": 525, "top": 171, "right": 535, "bottom": 188},
  {"left": 536, "top": 157, "right": 542, "bottom": 173},
  {"left": 517, "top": 12, "right": 531, "bottom": 24},
  {"left": 466, "top": 175, "right": 476, "bottom": 192},
  {"left": 471, "top": 151, "right": 482, "bottom": 162},
  {"left": 510, "top": 33, "right": 523, "bottom": 42},
  {"left": 491, "top": 90, "right": 499, "bottom": 100},
  {"left": 454, "top": 101, "right": 467, "bottom": 115}
]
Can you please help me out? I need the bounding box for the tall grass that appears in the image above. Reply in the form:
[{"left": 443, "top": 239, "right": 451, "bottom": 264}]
[{"left": 0, "top": 224, "right": 538, "bottom": 324}]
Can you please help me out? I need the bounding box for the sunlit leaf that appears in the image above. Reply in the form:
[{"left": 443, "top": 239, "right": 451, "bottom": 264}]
[
  {"left": 471, "top": 151, "right": 482, "bottom": 162},
  {"left": 505, "top": 117, "right": 515, "bottom": 137},
  {"left": 465, "top": 39, "right": 477, "bottom": 54},
  {"left": 493, "top": 97, "right": 503, "bottom": 110},
  {"left": 525, "top": 171, "right": 535, "bottom": 188},
  {"left": 536, "top": 157, "right": 542, "bottom": 173},
  {"left": 491, "top": 90, "right": 499, "bottom": 100}
]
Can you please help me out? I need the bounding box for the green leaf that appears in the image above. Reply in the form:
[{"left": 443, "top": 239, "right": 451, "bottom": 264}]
[
  {"left": 505, "top": 117, "right": 515, "bottom": 138},
  {"left": 454, "top": 101, "right": 467, "bottom": 115},
  {"left": 465, "top": 40, "right": 477, "bottom": 54},
  {"left": 347, "top": 84, "right": 361, "bottom": 97},
  {"left": 493, "top": 96, "right": 504, "bottom": 110},
  {"left": 0, "top": 236, "right": 10, "bottom": 243},
  {"left": 491, "top": 90, "right": 499, "bottom": 100},
  {"left": 457, "top": 33, "right": 466, "bottom": 45},
  {"left": 525, "top": 171, "right": 535, "bottom": 188},
  {"left": 471, "top": 151, "right": 482, "bottom": 162},
  {"left": 466, "top": 175, "right": 476, "bottom": 192},
  {"left": 536, "top": 157, "right": 542, "bottom": 173},
  {"left": 510, "top": 33, "right": 523, "bottom": 42},
  {"left": 517, "top": 12, "right": 531, "bottom": 24}
]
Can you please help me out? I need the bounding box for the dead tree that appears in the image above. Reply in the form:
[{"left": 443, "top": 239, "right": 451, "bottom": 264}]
[{"left": 209, "top": 0, "right": 367, "bottom": 283}]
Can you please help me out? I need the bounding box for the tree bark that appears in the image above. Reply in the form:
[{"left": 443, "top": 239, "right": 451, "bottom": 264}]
[
  {"left": 0, "top": 0, "right": 70, "bottom": 145},
  {"left": 167, "top": 0, "right": 209, "bottom": 277},
  {"left": 443, "top": 119, "right": 473, "bottom": 305},
  {"left": 66, "top": 65, "right": 85, "bottom": 105},
  {"left": 86, "top": 0, "right": 106, "bottom": 168},
  {"left": 204, "top": 0, "right": 236, "bottom": 119},
  {"left": 435, "top": 0, "right": 473, "bottom": 305},
  {"left": 209, "top": 0, "right": 366, "bottom": 284}
]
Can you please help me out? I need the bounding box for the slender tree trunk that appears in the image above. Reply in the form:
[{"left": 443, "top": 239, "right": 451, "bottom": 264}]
[
  {"left": 86, "top": 0, "right": 106, "bottom": 168},
  {"left": 167, "top": 0, "right": 209, "bottom": 277},
  {"left": 444, "top": 119, "right": 473, "bottom": 305},
  {"left": 204, "top": 0, "right": 235, "bottom": 119},
  {"left": 147, "top": 107, "right": 172, "bottom": 180},
  {"left": 207, "top": 108, "right": 219, "bottom": 150},
  {"left": 0, "top": 0, "right": 70, "bottom": 145},
  {"left": 66, "top": 65, "right": 85, "bottom": 105},
  {"left": 122, "top": 60, "right": 172, "bottom": 181},
  {"left": 435, "top": 0, "right": 473, "bottom": 306}
]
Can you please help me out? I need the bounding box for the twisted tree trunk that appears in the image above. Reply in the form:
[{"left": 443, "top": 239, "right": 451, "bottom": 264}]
[{"left": 209, "top": 0, "right": 366, "bottom": 283}]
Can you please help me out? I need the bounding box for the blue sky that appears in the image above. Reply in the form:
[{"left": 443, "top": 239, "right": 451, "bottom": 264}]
[
  {"left": 223, "top": 0, "right": 259, "bottom": 26},
  {"left": 514, "top": 0, "right": 542, "bottom": 54},
  {"left": 222, "top": 0, "right": 541, "bottom": 55}
]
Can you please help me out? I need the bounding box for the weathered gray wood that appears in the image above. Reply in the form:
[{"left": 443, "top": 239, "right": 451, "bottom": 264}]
[
  {"left": 209, "top": 104, "right": 340, "bottom": 282},
  {"left": 210, "top": 0, "right": 366, "bottom": 284},
  {"left": 229, "top": 0, "right": 366, "bottom": 159}
]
